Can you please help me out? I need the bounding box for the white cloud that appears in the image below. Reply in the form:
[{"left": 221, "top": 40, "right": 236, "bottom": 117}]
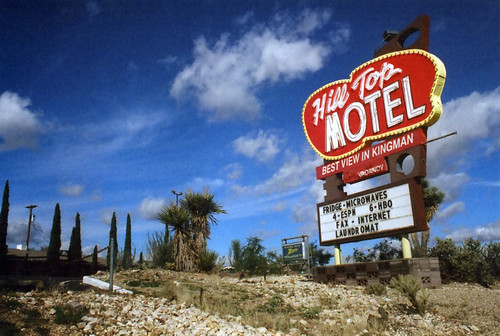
[
  {"left": 447, "top": 220, "right": 500, "bottom": 242},
  {"left": 6, "top": 218, "right": 48, "bottom": 248},
  {"left": 271, "top": 201, "right": 287, "bottom": 212},
  {"left": 90, "top": 190, "right": 103, "bottom": 202},
  {"left": 59, "top": 182, "right": 85, "bottom": 197},
  {"left": 171, "top": 9, "right": 348, "bottom": 121},
  {"left": 233, "top": 130, "right": 281, "bottom": 162},
  {"left": 186, "top": 177, "right": 225, "bottom": 192},
  {"left": 138, "top": 197, "right": 166, "bottom": 220},
  {"left": 235, "top": 11, "right": 255, "bottom": 26},
  {"left": 328, "top": 25, "right": 351, "bottom": 53},
  {"left": 428, "top": 87, "right": 500, "bottom": 175},
  {"left": 251, "top": 228, "right": 281, "bottom": 240},
  {"left": 293, "top": 181, "right": 324, "bottom": 236},
  {"left": 435, "top": 201, "right": 466, "bottom": 221},
  {"left": 230, "top": 149, "right": 321, "bottom": 197},
  {"left": 256, "top": 151, "right": 321, "bottom": 194},
  {"left": 294, "top": 8, "right": 332, "bottom": 35},
  {"left": 75, "top": 110, "right": 166, "bottom": 154},
  {"left": 158, "top": 55, "right": 177, "bottom": 65},
  {"left": 472, "top": 180, "right": 500, "bottom": 187},
  {"left": 6, "top": 219, "right": 28, "bottom": 246},
  {"left": 431, "top": 172, "right": 470, "bottom": 203},
  {"left": 0, "top": 91, "right": 44, "bottom": 151},
  {"left": 222, "top": 163, "right": 242, "bottom": 180},
  {"left": 99, "top": 208, "right": 116, "bottom": 225},
  {"left": 293, "top": 201, "right": 317, "bottom": 227}
]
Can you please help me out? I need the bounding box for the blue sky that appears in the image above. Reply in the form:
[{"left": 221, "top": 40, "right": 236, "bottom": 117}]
[{"left": 1, "top": 1, "right": 499, "bottom": 261}]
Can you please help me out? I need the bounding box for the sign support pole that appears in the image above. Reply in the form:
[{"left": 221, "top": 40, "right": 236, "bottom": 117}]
[
  {"left": 401, "top": 234, "right": 412, "bottom": 259},
  {"left": 334, "top": 244, "right": 342, "bottom": 265}
]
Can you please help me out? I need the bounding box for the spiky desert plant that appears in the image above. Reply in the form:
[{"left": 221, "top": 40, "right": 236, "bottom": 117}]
[{"left": 389, "top": 274, "right": 430, "bottom": 315}]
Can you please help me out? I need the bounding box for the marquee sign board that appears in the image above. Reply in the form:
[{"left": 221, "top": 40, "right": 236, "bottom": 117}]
[
  {"left": 317, "top": 179, "right": 426, "bottom": 245},
  {"left": 302, "top": 49, "right": 445, "bottom": 161}
]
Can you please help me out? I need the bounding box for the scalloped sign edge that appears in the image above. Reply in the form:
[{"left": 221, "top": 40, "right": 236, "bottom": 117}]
[{"left": 302, "top": 49, "right": 446, "bottom": 161}]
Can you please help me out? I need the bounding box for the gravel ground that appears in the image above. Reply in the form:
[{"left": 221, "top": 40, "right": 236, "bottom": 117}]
[{"left": 0, "top": 269, "right": 498, "bottom": 335}]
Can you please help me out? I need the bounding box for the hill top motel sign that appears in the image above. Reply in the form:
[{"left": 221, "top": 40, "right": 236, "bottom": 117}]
[{"left": 302, "top": 15, "right": 446, "bottom": 263}]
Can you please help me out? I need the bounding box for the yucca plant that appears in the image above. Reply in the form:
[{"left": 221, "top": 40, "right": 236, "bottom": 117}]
[
  {"left": 157, "top": 203, "right": 195, "bottom": 272},
  {"left": 181, "top": 189, "right": 226, "bottom": 254}
]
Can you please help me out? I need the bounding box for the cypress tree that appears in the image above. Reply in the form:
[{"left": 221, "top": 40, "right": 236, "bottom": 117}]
[
  {"left": 139, "top": 251, "right": 144, "bottom": 265},
  {"left": 91, "top": 244, "right": 98, "bottom": 274},
  {"left": 107, "top": 212, "right": 118, "bottom": 268},
  {"left": 47, "top": 203, "right": 62, "bottom": 269},
  {"left": 123, "top": 213, "right": 132, "bottom": 270},
  {"left": 68, "top": 213, "right": 82, "bottom": 262},
  {"left": 0, "top": 180, "right": 9, "bottom": 263}
]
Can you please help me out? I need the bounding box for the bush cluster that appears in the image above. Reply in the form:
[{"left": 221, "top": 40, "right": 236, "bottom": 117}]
[
  {"left": 145, "top": 231, "right": 174, "bottom": 268},
  {"left": 429, "top": 238, "right": 499, "bottom": 287},
  {"left": 198, "top": 249, "right": 223, "bottom": 273}
]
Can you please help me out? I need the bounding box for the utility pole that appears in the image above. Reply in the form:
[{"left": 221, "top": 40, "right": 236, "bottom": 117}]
[
  {"left": 172, "top": 190, "right": 183, "bottom": 206},
  {"left": 25, "top": 205, "right": 38, "bottom": 251}
]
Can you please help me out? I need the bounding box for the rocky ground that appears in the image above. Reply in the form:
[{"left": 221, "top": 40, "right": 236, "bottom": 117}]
[{"left": 0, "top": 269, "right": 499, "bottom": 335}]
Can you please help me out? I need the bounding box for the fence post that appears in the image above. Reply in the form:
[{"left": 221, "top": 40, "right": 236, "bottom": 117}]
[{"left": 109, "top": 238, "right": 114, "bottom": 292}]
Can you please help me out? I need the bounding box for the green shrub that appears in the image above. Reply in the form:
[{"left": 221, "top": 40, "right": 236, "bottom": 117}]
[
  {"left": 452, "top": 238, "right": 494, "bottom": 287},
  {"left": 198, "top": 249, "right": 221, "bottom": 273},
  {"left": 54, "top": 304, "right": 88, "bottom": 325},
  {"left": 364, "top": 283, "right": 387, "bottom": 296},
  {"left": 429, "top": 237, "right": 497, "bottom": 286},
  {"left": 367, "top": 307, "right": 389, "bottom": 332},
  {"left": 428, "top": 238, "right": 457, "bottom": 282},
  {"left": 301, "top": 306, "right": 321, "bottom": 319},
  {"left": 259, "top": 293, "right": 285, "bottom": 313},
  {"left": 389, "top": 274, "right": 429, "bottom": 315},
  {"left": 145, "top": 231, "right": 173, "bottom": 268},
  {"left": 485, "top": 241, "right": 500, "bottom": 279}
]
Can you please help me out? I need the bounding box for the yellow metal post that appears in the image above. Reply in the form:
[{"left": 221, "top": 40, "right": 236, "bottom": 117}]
[
  {"left": 334, "top": 244, "right": 342, "bottom": 265},
  {"left": 401, "top": 234, "right": 412, "bottom": 259}
]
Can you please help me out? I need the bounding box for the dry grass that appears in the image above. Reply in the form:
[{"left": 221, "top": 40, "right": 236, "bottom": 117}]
[
  {"left": 428, "top": 283, "right": 500, "bottom": 333},
  {"left": 110, "top": 271, "right": 385, "bottom": 335},
  {"left": 95, "top": 269, "right": 500, "bottom": 335}
]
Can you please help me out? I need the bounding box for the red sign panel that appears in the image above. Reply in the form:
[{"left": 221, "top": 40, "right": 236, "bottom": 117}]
[
  {"left": 316, "top": 129, "right": 427, "bottom": 181},
  {"left": 302, "top": 50, "right": 445, "bottom": 161},
  {"left": 343, "top": 157, "right": 388, "bottom": 184}
]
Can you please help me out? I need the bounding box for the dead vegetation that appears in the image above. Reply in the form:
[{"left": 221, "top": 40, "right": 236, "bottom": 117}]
[
  {"left": 98, "top": 269, "right": 500, "bottom": 335},
  {"left": 1, "top": 269, "right": 499, "bottom": 335}
]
